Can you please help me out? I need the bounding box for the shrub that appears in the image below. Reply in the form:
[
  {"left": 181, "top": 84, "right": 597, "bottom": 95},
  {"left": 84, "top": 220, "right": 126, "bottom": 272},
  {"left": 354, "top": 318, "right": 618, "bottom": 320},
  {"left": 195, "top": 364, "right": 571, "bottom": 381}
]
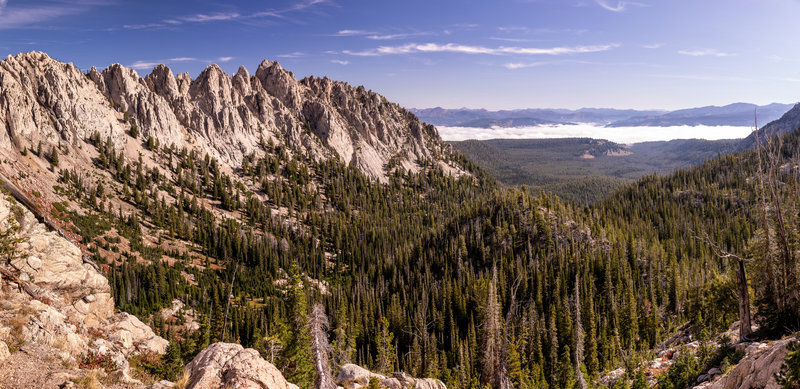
[{"left": 79, "top": 350, "right": 117, "bottom": 373}]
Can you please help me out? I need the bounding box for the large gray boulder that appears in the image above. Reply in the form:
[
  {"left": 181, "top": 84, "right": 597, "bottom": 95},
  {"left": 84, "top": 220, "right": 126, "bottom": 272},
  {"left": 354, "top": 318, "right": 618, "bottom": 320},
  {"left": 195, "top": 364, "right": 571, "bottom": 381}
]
[
  {"left": 183, "top": 342, "right": 298, "bottom": 389},
  {"left": 336, "top": 363, "right": 446, "bottom": 389}
]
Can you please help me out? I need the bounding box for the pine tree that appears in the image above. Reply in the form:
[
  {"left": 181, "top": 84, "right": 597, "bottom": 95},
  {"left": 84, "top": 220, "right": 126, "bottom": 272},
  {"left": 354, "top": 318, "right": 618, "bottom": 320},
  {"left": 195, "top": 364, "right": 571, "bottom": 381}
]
[
  {"left": 375, "top": 315, "right": 396, "bottom": 374},
  {"left": 285, "top": 264, "right": 314, "bottom": 387},
  {"left": 574, "top": 272, "right": 587, "bottom": 389},
  {"left": 50, "top": 146, "right": 59, "bottom": 167}
]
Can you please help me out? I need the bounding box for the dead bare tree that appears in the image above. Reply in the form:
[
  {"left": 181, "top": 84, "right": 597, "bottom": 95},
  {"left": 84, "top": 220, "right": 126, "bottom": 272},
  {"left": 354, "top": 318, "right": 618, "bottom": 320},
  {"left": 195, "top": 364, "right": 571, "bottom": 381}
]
[
  {"left": 574, "top": 271, "right": 588, "bottom": 389},
  {"left": 482, "top": 265, "right": 513, "bottom": 389},
  {"left": 753, "top": 113, "right": 783, "bottom": 313},
  {"left": 221, "top": 259, "right": 239, "bottom": 341},
  {"left": 697, "top": 231, "right": 752, "bottom": 341},
  {"left": 309, "top": 303, "right": 335, "bottom": 389}
]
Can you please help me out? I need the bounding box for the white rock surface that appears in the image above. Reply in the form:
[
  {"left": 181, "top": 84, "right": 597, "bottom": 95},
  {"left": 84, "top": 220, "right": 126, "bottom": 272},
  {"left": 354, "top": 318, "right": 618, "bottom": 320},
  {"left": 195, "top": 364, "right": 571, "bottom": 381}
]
[
  {"left": 336, "top": 363, "right": 446, "bottom": 389},
  {"left": 183, "top": 342, "right": 297, "bottom": 389},
  {"left": 0, "top": 194, "right": 167, "bottom": 379},
  {"left": 0, "top": 52, "right": 465, "bottom": 183},
  {"left": 0, "top": 340, "right": 9, "bottom": 362},
  {"left": 702, "top": 338, "right": 794, "bottom": 389}
]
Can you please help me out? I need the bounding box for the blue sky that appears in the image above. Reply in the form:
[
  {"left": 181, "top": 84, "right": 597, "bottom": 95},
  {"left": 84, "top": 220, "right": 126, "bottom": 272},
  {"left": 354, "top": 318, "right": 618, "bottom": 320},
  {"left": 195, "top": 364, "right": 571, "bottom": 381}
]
[{"left": 2, "top": 0, "right": 800, "bottom": 110}]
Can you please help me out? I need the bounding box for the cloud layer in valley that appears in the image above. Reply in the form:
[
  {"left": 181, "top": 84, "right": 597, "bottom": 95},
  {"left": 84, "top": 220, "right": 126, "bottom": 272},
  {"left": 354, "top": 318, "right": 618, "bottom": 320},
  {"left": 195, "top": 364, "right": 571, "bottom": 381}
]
[{"left": 437, "top": 124, "right": 753, "bottom": 144}]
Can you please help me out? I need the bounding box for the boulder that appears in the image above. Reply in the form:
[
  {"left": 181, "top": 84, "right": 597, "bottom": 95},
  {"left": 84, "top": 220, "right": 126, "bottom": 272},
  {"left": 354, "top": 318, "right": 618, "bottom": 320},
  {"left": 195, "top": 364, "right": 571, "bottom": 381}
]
[
  {"left": 107, "top": 312, "right": 169, "bottom": 355},
  {"left": 0, "top": 340, "right": 10, "bottom": 362},
  {"left": 336, "top": 363, "right": 446, "bottom": 389},
  {"left": 183, "top": 342, "right": 296, "bottom": 389},
  {"left": 337, "top": 363, "right": 386, "bottom": 388}
]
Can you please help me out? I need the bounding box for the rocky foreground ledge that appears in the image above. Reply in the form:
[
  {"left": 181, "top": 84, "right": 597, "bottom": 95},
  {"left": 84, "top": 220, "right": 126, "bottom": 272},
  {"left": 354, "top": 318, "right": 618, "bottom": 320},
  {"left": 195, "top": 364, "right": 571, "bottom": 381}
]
[{"left": 0, "top": 193, "right": 167, "bottom": 385}]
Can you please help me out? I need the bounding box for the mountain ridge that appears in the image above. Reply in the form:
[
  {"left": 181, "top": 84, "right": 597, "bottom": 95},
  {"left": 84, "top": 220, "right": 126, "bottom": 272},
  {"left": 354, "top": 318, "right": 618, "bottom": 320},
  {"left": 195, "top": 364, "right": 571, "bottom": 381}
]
[{"left": 0, "top": 51, "right": 466, "bottom": 183}]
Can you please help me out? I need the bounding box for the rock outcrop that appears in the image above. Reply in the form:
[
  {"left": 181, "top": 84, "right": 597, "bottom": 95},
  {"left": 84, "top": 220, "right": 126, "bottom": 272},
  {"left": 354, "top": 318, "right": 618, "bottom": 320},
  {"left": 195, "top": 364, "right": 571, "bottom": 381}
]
[
  {"left": 181, "top": 342, "right": 298, "bottom": 389},
  {"left": 0, "top": 194, "right": 167, "bottom": 383},
  {"left": 336, "top": 363, "right": 447, "bottom": 389},
  {"left": 697, "top": 338, "right": 794, "bottom": 389},
  {"left": 0, "top": 51, "right": 464, "bottom": 183}
]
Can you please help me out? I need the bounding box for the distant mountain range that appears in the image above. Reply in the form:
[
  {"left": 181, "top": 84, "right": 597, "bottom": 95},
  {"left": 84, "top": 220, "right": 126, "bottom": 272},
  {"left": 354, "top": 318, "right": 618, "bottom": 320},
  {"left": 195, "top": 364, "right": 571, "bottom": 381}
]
[{"left": 411, "top": 102, "right": 795, "bottom": 129}]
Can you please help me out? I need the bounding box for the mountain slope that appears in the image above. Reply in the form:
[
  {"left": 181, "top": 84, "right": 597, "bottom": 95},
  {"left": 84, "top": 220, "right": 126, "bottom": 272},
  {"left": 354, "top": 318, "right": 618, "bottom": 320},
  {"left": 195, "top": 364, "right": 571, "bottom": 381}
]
[{"left": 738, "top": 102, "right": 800, "bottom": 149}]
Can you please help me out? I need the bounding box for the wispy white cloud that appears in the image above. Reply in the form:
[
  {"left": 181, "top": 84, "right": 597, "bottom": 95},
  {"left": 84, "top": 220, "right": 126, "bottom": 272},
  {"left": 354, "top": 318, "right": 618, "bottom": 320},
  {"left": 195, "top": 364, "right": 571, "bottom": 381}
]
[
  {"left": 277, "top": 51, "right": 305, "bottom": 58},
  {"left": 343, "top": 42, "right": 618, "bottom": 57},
  {"left": 170, "top": 12, "right": 240, "bottom": 23},
  {"left": 642, "top": 43, "right": 663, "bottom": 49},
  {"left": 122, "top": 0, "right": 329, "bottom": 30},
  {"left": 677, "top": 48, "right": 736, "bottom": 57},
  {"left": 330, "top": 59, "right": 349, "bottom": 65},
  {"left": 649, "top": 73, "right": 750, "bottom": 82},
  {"left": 334, "top": 29, "right": 373, "bottom": 36},
  {"left": 168, "top": 57, "right": 198, "bottom": 62},
  {"left": 129, "top": 61, "right": 162, "bottom": 70},
  {"left": 331, "top": 29, "right": 431, "bottom": 40},
  {"left": 497, "top": 26, "right": 587, "bottom": 35},
  {"left": 366, "top": 32, "right": 431, "bottom": 40},
  {"left": 504, "top": 59, "right": 600, "bottom": 69},
  {"left": 121, "top": 23, "right": 165, "bottom": 30},
  {"left": 127, "top": 56, "right": 235, "bottom": 70},
  {"left": 0, "top": 0, "right": 112, "bottom": 29},
  {"left": 595, "top": 0, "right": 647, "bottom": 12},
  {"left": 504, "top": 62, "right": 548, "bottom": 69},
  {"left": 489, "top": 37, "right": 541, "bottom": 43}
]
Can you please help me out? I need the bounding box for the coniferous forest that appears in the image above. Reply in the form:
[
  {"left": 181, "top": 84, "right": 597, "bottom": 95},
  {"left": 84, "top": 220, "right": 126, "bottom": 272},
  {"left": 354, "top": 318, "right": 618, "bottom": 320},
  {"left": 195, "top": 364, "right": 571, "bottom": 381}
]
[{"left": 45, "top": 124, "right": 800, "bottom": 388}]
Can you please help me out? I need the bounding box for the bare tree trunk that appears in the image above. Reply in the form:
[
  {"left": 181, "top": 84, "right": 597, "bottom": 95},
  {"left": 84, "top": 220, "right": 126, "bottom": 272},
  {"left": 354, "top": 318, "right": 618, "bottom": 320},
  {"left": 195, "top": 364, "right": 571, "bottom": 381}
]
[
  {"left": 737, "top": 258, "right": 753, "bottom": 341},
  {"left": 310, "top": 303, "right": 336, "bottom": 389},
  {"left": 754, "top": 115, "right": 781, "bottom": 311},
  {"left": 221, "top": 260, "right": 239, "bottom": 341},
  {"left": 698, "top": 231, "right": 753, "bottom": 342},
  {"left": 482, "top": 265, "right": 513, "bottom": 389},
  {"left": 574, "top": 272, "right": 587, "bottom": 389}
]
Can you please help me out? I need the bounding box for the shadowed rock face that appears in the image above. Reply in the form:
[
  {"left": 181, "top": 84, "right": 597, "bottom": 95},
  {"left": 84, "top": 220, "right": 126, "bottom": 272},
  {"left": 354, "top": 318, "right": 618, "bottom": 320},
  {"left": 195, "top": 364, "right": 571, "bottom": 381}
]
[{"left": 0, "top": 51, "right": 462, "bottom": 182}]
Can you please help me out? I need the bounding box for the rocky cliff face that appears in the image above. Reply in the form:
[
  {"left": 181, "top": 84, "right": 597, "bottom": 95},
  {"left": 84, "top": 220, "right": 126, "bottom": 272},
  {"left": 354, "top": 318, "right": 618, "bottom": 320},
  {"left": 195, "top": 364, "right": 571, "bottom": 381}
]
[{"left": 0, "top": 51, "right": 462, "bottom": 182}]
